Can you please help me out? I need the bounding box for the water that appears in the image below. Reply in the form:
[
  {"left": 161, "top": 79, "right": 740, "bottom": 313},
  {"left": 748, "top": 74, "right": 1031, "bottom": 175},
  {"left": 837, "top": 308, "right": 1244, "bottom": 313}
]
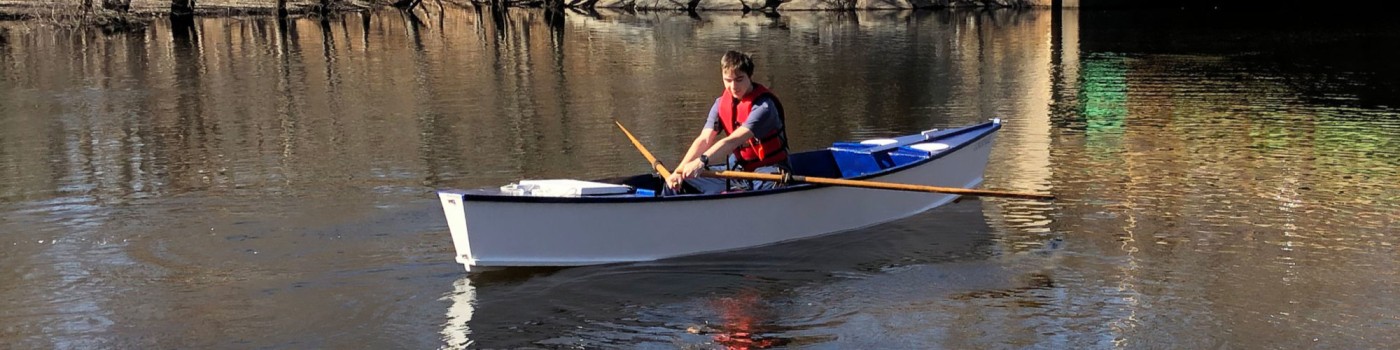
[{"left": 2, "top": 7, "right": 1398, "bottom": 349}]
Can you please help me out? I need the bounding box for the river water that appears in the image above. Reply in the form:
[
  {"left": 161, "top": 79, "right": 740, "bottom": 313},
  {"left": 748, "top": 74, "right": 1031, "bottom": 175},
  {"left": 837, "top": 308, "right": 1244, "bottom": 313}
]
[{"left": 2, "top": 7, "right": 1397, "bottom": 349}]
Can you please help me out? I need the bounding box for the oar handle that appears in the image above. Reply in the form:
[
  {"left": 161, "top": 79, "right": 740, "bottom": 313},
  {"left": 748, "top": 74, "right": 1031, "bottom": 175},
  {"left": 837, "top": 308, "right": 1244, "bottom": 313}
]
[{"left": 703, "top": 170, "right": 1055, "bottom": 201}]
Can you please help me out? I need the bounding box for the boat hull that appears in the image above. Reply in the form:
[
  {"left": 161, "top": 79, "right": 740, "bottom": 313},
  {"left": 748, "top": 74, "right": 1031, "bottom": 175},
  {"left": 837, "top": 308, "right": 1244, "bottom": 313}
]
[{"left": 438, "top": 121, "right": 1000, "bottom": 271}]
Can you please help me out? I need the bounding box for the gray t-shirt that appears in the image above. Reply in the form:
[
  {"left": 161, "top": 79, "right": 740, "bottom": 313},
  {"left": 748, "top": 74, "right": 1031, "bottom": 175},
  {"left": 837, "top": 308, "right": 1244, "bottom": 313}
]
[{"left": 701, "top": 94, "right": 783, "bottom": 137}]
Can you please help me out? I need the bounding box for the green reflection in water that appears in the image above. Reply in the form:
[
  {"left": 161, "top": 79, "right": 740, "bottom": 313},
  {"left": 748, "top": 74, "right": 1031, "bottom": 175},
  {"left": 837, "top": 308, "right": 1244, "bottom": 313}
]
[
  {"left": 1315, "top": 113, "right": 1400, "bottom": 183},
  {"left": 1080, "top": 53, "right": 1128, "bottom": 135},
  {"left": 1246, "top": 114, "right": 1305, "bottom": 154},
  {"left": 1078, "top": 53, "right": 1129, "bottom": 161}
]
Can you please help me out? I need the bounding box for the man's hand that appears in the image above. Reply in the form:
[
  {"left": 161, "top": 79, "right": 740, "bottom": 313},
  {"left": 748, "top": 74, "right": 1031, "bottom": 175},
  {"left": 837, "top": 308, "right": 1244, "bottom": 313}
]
[{"left": 666, "top": 159, "right": 706, "bottom": 190}]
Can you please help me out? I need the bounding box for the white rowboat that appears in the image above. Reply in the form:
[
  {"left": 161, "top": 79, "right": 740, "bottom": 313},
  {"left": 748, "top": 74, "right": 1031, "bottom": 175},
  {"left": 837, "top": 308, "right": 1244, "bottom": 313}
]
[{"left": 438, "top": 119, "right": 1002, "bottom": 272}]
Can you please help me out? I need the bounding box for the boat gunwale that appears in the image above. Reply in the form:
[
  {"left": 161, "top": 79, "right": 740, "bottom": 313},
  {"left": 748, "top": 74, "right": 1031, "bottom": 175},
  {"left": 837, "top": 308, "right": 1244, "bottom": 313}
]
[{"left": 439, "top": 120, "right": 1001, "bottom": 203}]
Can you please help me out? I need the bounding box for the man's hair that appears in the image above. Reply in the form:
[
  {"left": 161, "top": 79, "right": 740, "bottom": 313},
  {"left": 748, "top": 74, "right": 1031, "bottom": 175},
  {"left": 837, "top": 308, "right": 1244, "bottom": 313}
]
[{"left": 721, "top": 51, "right": 755, "bottom": 76}]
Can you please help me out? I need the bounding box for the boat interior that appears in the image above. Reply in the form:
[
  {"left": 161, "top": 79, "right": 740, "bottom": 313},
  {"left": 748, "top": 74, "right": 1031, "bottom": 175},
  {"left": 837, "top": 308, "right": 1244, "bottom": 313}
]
[
  {"left": 459, "top": 121, "right": 997, "bottom": 198},
  {"left": 601, "top": 122, "right": 993, "bottom": 196},
  {"left": 607, "top": 141, "right": 938, "bottom": 195}
]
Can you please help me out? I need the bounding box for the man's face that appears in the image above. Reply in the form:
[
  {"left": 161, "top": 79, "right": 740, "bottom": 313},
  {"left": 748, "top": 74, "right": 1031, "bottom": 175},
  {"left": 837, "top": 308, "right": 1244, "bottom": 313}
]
[{"left": 722, "top": 69, "right": 752, "bottom": 98}]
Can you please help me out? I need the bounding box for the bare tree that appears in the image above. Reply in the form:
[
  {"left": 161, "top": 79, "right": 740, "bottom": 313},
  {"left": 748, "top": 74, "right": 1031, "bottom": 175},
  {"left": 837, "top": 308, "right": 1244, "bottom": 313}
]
[{"left": 104, "top": 0, "right": 132, "bottom": 12}]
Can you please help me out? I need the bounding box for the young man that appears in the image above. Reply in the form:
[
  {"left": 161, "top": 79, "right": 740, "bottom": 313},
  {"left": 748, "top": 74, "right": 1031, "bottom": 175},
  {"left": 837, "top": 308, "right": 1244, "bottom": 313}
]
[{"left": 666, "top": 51, "right": 790, "bottom": 194}]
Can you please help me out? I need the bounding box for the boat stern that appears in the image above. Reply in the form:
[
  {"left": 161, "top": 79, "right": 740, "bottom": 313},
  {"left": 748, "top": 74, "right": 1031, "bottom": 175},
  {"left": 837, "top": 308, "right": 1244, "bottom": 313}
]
[{"left": 437, "top": 190, "right": 477, "bottom": 271}]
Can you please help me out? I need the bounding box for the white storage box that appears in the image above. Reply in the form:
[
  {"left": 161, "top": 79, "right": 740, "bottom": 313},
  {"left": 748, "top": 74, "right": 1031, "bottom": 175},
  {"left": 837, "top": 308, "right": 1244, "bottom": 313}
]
[{"left": 500, "top": 179, "right": 632, "bottom": 197}]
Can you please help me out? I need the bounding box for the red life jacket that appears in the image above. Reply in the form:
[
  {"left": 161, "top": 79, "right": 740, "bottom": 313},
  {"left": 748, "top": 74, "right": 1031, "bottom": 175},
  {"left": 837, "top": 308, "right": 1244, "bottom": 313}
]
[{"left": 717, "top": 83, "right": 788, "bottom": 171}]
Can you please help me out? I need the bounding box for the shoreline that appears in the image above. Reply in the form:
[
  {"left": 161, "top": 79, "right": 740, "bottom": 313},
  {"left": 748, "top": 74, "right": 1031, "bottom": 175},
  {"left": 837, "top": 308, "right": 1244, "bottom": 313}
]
[{"left": 0, "top": 0, "right": 1044, "bottom": 21}]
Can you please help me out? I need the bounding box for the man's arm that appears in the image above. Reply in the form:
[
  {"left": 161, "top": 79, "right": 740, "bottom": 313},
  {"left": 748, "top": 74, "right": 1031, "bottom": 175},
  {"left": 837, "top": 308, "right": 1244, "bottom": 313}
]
[
  {"left": 670, "top": 125, "right": 752, "bottom": 188},
  {"left": 669, "top": 126, "right": 750, "bottom": 188},
  {"left": 666, "top": 100, "right": 723, "bottom": 189},
  {"left": 678, "top": 99, "right": 724, "bottom": 166},
  {"left": 679, "top": 127, "right": 719, "bottom": 169},
  {"left": 694, "top": 126, "right": 754, "bottom": 169}
]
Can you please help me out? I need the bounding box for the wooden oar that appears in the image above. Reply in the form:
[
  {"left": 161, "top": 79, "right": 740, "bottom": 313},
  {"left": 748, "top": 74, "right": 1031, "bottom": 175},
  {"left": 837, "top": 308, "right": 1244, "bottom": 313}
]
[
  {"left": 614, "top": 119, "right": 673, "bottom": 178},
  {"left": 614, "top": 119, "right": 1054, "bottom": 201},
  {"left": 700, "top": 170, "right": 1055, "bottom": 200}
]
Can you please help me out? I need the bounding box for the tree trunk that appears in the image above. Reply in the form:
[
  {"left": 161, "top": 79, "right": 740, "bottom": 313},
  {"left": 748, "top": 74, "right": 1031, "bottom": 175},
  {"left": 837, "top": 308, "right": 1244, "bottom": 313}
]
[{"left": 171, "top": 0, "right": 195, "bottom": 16}]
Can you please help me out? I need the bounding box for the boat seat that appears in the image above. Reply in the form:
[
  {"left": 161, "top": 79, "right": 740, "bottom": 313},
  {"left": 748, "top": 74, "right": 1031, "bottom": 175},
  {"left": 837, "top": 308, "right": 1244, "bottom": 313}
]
[
  {"left": 907, "top": 142, "right": 949, "bottom": 153},
  {"left": 827, "top": 140, "right": 933, "bottom": 178},
  {"left": 859, "top": 138, "right": 899, "bottom": 146}
]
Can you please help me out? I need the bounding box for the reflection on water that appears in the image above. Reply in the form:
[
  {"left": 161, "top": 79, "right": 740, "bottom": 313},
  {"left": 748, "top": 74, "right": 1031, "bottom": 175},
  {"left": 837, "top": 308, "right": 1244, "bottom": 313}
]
[
  {"left": 3, "top": 6, "right": 1399, "bottom": 349},
  {"left": 438, "top": 201, "right": 1007, "bottom": 348},
  {"left": 441, "top": 277, "right": 475, "bottom": 349}
]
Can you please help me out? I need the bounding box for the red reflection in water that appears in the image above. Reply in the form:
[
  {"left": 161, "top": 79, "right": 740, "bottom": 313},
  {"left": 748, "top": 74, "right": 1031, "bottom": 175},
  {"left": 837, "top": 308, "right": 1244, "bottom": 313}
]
[{"left": 709, "top": 289, "right": 789, "bottom": 349}]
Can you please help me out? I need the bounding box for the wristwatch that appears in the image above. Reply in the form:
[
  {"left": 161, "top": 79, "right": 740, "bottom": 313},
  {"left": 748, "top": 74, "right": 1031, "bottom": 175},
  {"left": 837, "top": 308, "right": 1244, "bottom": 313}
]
[{"left": 698, "top": 154, "right": 710, "bottom": 168}]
